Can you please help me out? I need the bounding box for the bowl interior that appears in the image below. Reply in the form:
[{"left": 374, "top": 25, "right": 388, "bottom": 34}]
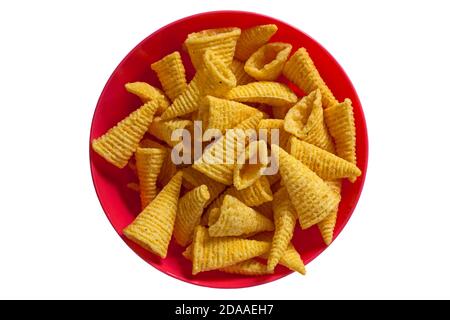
[{"left": 89, "top": 10, "right": 368, "bottom": 288}]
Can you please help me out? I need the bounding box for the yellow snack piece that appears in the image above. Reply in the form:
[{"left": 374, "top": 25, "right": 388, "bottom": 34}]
[
  {"left": 174, "top": 185, "right": 210, "bottom": 247},
  {"left": 234, "top": 24, "right": 278, "bottom": 61},
  {"left": 191, "top": 226, "right": 270, "bottom": 274},
  {"left": 182, "top": 244, "right": 193, "bottom": 260},
  {"left": 254, "top": 233, "right": 306, "bottom": 275},
  {"left": 230, "top": 59, "right": 255, "bottom": 85},
  {"left": 151, "top": 51, "right": 187, "bottom": 101},
  {"left": 124, "top": 82, "right": 170, "bottom": 115},
  {"left": 318, "top": 180, "right": 342, "bottom": 245},
  {"left": 289, "top": 137, "right": 361, "bottom": 181},
  {"left": 272, "top": 144, "right": 340, "bottom": 229},
  {"left": 207, "top": 207, "right": 221, "bottom": 226},
  {"left": 157, "top": 150, "right": 178, "bottom": 187},
  {"left": 234, "top": 140, "right": 269, "bottom": 190},
  {"left": 92, "top": 100, "right": 159, "bottom": 168},
  {"left": 123, "top": 171, "right": 183, "bottom": 258},
  {"left": 323, "top": 99, "right": 357, "bottom": 177},
  {"left": 257, "top": 119, "right": 290, "bottom": 149},
  {"left": 225, "top": 81, "right": 297, "bottom": 108},
  {"left": 220, "top": 259, "right": 271, "bottom": 276},
  {"left": 185, "top": 27, "right": 241, "bottom": 70},
  {"left": 283, "top": 47, "right": 338, "bottom": 109},
  {"left": 267, "top": 188, "right": 297, "bottom": 272},
  {"left": 198, "top": 96, "right": 261, "bottom": 132},
  {"left": 160, "top": 50, "right": 236, "bottom": 120},
  {"left": 192, "top": 113, "right": 263, "bottom": 185},
  {"left": 135, "top": 146, "right": 167, "bottom": 208},
  {"left": 209, "top": 195, "right": 274, "bottom": 237},
  {"left": 244, "top": 42, "right": 292, "bottom": 81},
  {"left": 148, "top": 117, "right": 192, "bottom": 147},
  {"left": 284, "top": 89, "right": 335, "bottom": 152},
  {"left": 181, "top": 167, "right": 226, "bottom": 205}
]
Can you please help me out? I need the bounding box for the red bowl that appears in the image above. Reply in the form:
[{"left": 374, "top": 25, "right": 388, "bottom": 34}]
[{"left": 89, "top": 10, "right": 368, "bottom": 288}]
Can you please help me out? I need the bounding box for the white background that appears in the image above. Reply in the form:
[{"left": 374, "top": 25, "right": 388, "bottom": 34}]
[{"left": 1, "top": 0, "right": 449, "bottom": 299}]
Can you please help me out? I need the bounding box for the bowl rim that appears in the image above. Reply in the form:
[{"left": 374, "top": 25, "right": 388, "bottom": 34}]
[{"left": 89, "top": 9, "right": 369, "bottom": 289}]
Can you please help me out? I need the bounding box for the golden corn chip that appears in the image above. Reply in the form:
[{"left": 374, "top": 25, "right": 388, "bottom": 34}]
[
  {"left": 289, "top": 136, "right": 361, "bottom": 181},
  {"left": 124, "top": 82, "right": 170, "bottom": 115},
  {"left": 317, "top": 181, "right": 341, "bottom": 246},
  {"left": 257, "top": 119, "right": 290, "bottom": 149},
  {"left": 151, "top": 51, "right": 187, "bottom": 101},
  {"left": 324, "top": 99, "right": 357, "bottom": 179},
  {"left": 157, "top": 151, "right": 178, "bottom": 187},
  {"left": 198, "top": 96, "right": 261, "bottom": 132},
  {"left": 192, "top": 113, "right": 263, "bottom": 185},
  {"left": 185, "top": 27, "right": 241, "bottom": 70},
  {"left": 174, "top": 185, "right": 210, "bottom": 247},
  {"left": 92, "top": 100, "right": 159, "bottom": 168},
  {"left": 272, "top": 144, "right": 340, "bottom": 229},
  {"left": 148, "top": 116, "right": 192, "bottom": 147},
  {"left": 207, "top": 207, "right": 221, "bottom": 226},
  {"left": 253, "top": 201, "right": 273, "bottom": 220},
  {"left": 244, "top": 42, "right": 292, "bottom": 81},
  {"left": 182, "top": 244, "right": 193, "bottom": 260},
  {"left": 209, "top": 195, "right": 274, "bottom": 237},
  {"left": 267, "top": 188, "right": 297, "bottom": 272},
  {"left": 220, "top": 259, "right": 271, "bottom": 276},
  {"left": 283, "top": 47, "right": 338, "bottom": 109},
  {"left": 230, "top": 59, "right": 255, "bottom": 85},
  {"left": 234, "top": 140, "right": 269, "bottom": 190},
  {"left": 254, "top": 233, "right": 306, "bottom": 275},
  {"left": 191, "top": 226, "right": 270, "bottom": 274},
  {"left": 138, "top": 138, "right": 164, "bottom": 149},
  {"left": 181, "top": 167, "right": 226, "bottom": 205},
  {"left": 234, "top": 24, "right": 278, "bottom": 61},
  {"left": 229, "top": 175, "right": 273, "bottom": 206},
  {"left": 126, "top": 182, "right": 140, "bottom": 192},
  {"left": 160, "top": 50, "right": 236, "bottom": 120},
  {"left": 284, "top": 89, "right": 335, "bottom": 152},
  {"left": 123, "top": 171, "right": 183, "bottom": 258},
  {"left": 225, "top": 81, "right": 298, "bottom": 108},
  {"left": 135, "top": 146, "right": 167, "bottom": 208}
]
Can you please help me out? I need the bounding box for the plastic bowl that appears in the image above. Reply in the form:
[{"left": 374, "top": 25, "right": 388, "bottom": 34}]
[{"left": 89, "top": 10, "right": 368, "bottom": 288}]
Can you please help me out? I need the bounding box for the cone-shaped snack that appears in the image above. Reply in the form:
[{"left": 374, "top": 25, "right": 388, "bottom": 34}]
[
  {"left": 272, "top": 144, "right": 340, "bottom": 229},
  {"left": 124, "top": 82, "right": 170, "bottom": 115},
  {"left": 151, "top": 51, "right": 187, "bottom": 101},
  {"left": 324, "top": 99, "right": 357, "bottom": 180},
  {"left": 207, "top": 208, "right": 221, "bottom": 226},
  {"left": 123, "top": 171, "right": 183, "bottom": 258},
  {"left": 191, "top": 226, "right": 270, "bottom": 274},
  {"left": 253, "top": 233, "right": 306, "bottom": 275},
  {"left": 160, "top": 50, "right": 236, "bottom": 120},
  {"left": 174, "top": 185, "right": 210, "bottom": 247},
  {"left": 209, "top": 195, "right": 274, "bottom": 237},
  {"left": 182, "top": 244, "right": 193, "bottom": 260},
  {"left": 148, "top": 117, "right": 192, "bottom": 147},
  {"left": 157, "top": 151, "right": 178, "bottom": 187},
  {"left": 317, "top": 180, "right": 341, "bottom": 245},
  {"left": 234, "top": 24, "right": 278, "bottom": 61},
  {"left": 227, "top": 175, "right": 273, "bottom": 206},
  {"left": 267, "top": 188, "right": 297, "bottom": 272},
  {"left": 135, "top": 146, "right": 167, "bottom": 208},
  {"left": 284, "top": 89, "right": 334, "bottom": 152},
  {"left": 220, "top": 259, "right": 271, "bottom": 275},
  {"left": 225, "top": 82, "right": 298, "bottom": 108},
  {"left": 234, "top": 140, "right": 269, "bottom": 190},
  {"left": 184, "top": 27, "right": 241, "bottom": 70},
  {"left": 92, "top": 100, "right": 159, "bottom": 168},
  {"left": 198, "top": 96, "right": 261, "bottom": 132},
  {"left": 257, "top": 119, "right": 290, "bottom": 149},
  {"left": 289, "top": 136, "right": 361, "bottom": 181},
  {"left": 245, "top": 43, "right": 292, "bottom": 81},
  {"left": 283, "top": 47, "right": 338, "bottom": 109},
  {"left": 182, "top": 167, "right": 226, "bottom": 205},
  {"left": 230, "top": 59, "right": 255, "bottom": 85},
  {"left": 192, "top": 113, "right": 263, "bottom": 185}
]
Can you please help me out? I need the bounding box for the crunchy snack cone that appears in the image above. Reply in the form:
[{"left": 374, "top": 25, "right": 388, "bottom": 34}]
[
  {"left": 191, "top": 226, "right": 270, "bottom": 274},
  {"left": 233, "top": 140, "right": 269, "bottom": 190},
  {"left": 148, "top": 117, "right": 192, "bottom": 147},
  {"left": 220, "top": 259, "right": 271, "bottom": 276},
  {"left": 272, "top": 144, "right": 340, "bottom": 229},
  {"left": 235, "top": 24, "right": 278, "bottom": 61},
  {"left": 257, "top": 118, "right": 290, "bottom": 149},
  {"left": 123, "top": 171, "right": 183, "bottom": 258},
  {"left": 174, "top": 185, "right": 210, "bottom": 247},
  {"left": 151, "top": 51, "right": 187, "bottom": 101},
  {"left": 317, "top": 180, "right": 342, "bottom": 245},
  {"left": 182, "top": 167, "right": 226, "bottom": 205},
  {"left": 209, "top": 195, "right": 274, "bottom": 237},
  {"left": 230, "top": 59, "right": 255, "bottom": 85},
  {"left": 92, "top": 100, "right": 159, "bottom": 168},
  {"left": 124, "top": 82, "right": 170, "bottom": 115}
]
